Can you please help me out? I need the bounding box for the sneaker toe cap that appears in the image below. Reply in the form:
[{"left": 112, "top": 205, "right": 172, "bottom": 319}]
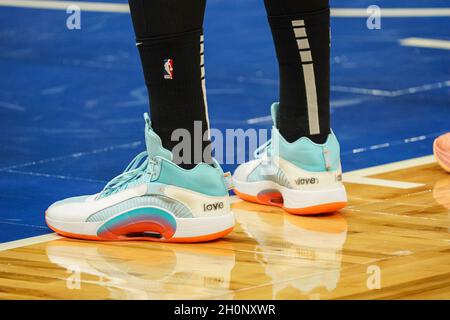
[{"left": 46, "top": 195, "right": 93, "bottom": 223}]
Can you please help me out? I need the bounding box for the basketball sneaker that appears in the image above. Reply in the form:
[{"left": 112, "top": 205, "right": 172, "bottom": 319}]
[
  {"left": 233, "top": 103, "right": 347, "bottom": 215},
  {"left": 45, "top": 113, "right": 235, "bottom": 242}
]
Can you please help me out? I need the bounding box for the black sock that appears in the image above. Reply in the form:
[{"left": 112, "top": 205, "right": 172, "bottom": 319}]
[
  {"left": 264, "top": 0, "right": 331, "bottom": 144},
  {"left": 128, "top": 0, "right": 211, "bottom": 169}
]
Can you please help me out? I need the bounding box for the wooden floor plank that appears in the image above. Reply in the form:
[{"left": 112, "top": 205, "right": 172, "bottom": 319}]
[{"left": 0, "top": 161, "right": 449, "bottom": 300}]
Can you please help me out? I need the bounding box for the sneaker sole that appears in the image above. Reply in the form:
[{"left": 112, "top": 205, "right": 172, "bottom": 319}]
[
  {"left": 233, "top": 179, "right": 347, "bottom": 215},
  {"left": 46, "top": 210, "right": 235, "bottom": 243}
]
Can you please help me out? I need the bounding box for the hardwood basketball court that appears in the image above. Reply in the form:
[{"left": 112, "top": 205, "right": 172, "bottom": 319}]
[{"left": 0, "top": 155, "right": 448, "bottom": 300}]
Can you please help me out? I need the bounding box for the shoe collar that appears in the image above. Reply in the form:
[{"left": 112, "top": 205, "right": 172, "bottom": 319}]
[{"left": 144, "top": 113, "right": 173, "bottom": 161}]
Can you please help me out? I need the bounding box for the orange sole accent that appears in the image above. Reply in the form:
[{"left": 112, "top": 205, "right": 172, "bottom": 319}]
[
  {"left": 234, "top": 189, "right": 268, "bottom": 206},
  {"left": 234, "top": 189, "right": 347, "bottom": 215},
  {"left": 47, "top": 224, "right": 234, "bottom": 243},
  {"left": 284, "top": 202, "right": 347, "bottom": 215}
]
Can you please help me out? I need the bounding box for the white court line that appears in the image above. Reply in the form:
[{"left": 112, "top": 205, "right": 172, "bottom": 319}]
[
  {"left": 400, "top": 37, "right": 450, "bottom": 50},
  {"left": 331, "top": 80, "right": 450, "bottom": 97},
  {"left": 1, "top": 1, "right": 450, "bottom": 17},
  {"left": 247, "top": 115, "right": 272, "bottom": 125},
  {"left": 331, "top": 86, "right": 394, "bottom": 97},
  {"left": 342, "top": 131, "right": 443, "bottom": 156},
  {"left": 3, "top": 169, "right": 107, "bottom": 183},
  {"left": 242, "top": 80, "right": 450, "bottom": 103},
  {"left": 0, "top": 233, "right": 61, "bottom": 252},
  {"left": 0, "top": 0, "right": 129, "bottom": 12},
  {"left": 0, "top": 140, "right": 141, "bottom": 171},
  {"left": 343, "top": 176, "right": 423, "bottom": 189},
  {"left": 343, "top": 155, "right": 435, "bottom": 188},
  {"left": 331, "top": 8, "right": 450, "bottom": 17},
  {"left": 345, "top": 154, "right": 435, "bottom": 176}
]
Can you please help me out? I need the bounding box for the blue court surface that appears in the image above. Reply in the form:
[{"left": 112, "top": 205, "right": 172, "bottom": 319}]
[{"left": 0, "top": 0, "right": 449, "bottom": 242}]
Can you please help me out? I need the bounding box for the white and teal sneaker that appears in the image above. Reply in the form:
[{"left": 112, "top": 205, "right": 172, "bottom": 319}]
[
  {"left": 45, "top": 114, "right": 234, "bottom": 242},
  {"left": 233, "top": 103, "right": 347, "bottom": 215}
]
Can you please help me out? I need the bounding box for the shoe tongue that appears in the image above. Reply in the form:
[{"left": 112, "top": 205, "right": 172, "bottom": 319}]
[
  {"left": 143, "top": 113, "right": 173, "bottom": 161},
  {"left": 270, "top": 102, "right": 280, "bottom": 128}
]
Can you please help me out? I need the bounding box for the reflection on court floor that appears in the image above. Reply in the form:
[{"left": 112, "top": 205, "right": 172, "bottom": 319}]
[{"left": 43, "top": 210, "right": 347, "bottom": 299}]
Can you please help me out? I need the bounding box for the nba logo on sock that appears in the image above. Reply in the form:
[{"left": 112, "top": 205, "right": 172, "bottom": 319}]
[{"left": 164, "top": 59, "right": 174, "bottom": 79}]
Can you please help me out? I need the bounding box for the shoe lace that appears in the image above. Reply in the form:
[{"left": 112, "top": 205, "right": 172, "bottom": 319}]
[
  {"left": 254, "top": 139, "right": 272, "bottom": 159},
  {"left": 97, "top": 151, "right": 157, "bottom": 199}
]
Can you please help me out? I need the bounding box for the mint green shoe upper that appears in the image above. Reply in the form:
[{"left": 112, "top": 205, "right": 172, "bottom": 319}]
[
  {"left": 273, "top": 127, "right": 341, "bottom": 172},
  {"left": 98, "top": 113, "right": 228, "bottom": 199},
  {"left": 247, "top": 102, "right": 341, "bottom": 183}
]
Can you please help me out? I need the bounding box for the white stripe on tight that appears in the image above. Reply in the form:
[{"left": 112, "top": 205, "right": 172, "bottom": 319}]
[
  {"left": 300, "top": 51, "right": 312, "bottom": 62},
  {"left": 294, "top": 27, "right": 307, "bottom": 38},
  {"left": 292, "top": 20, "right": 320, "bottom": 135},
  {"left": 200, "top": 34, "right": 210, "bottom": 135},
  {"left": 302, "top": 64, "right": 320, "bottom": 134},
  {"left": 296, "top": 38, "right": 310, "bottom": 50},
  {"left": 292, "top": 20, "right": 305, "bottom": 27}
]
